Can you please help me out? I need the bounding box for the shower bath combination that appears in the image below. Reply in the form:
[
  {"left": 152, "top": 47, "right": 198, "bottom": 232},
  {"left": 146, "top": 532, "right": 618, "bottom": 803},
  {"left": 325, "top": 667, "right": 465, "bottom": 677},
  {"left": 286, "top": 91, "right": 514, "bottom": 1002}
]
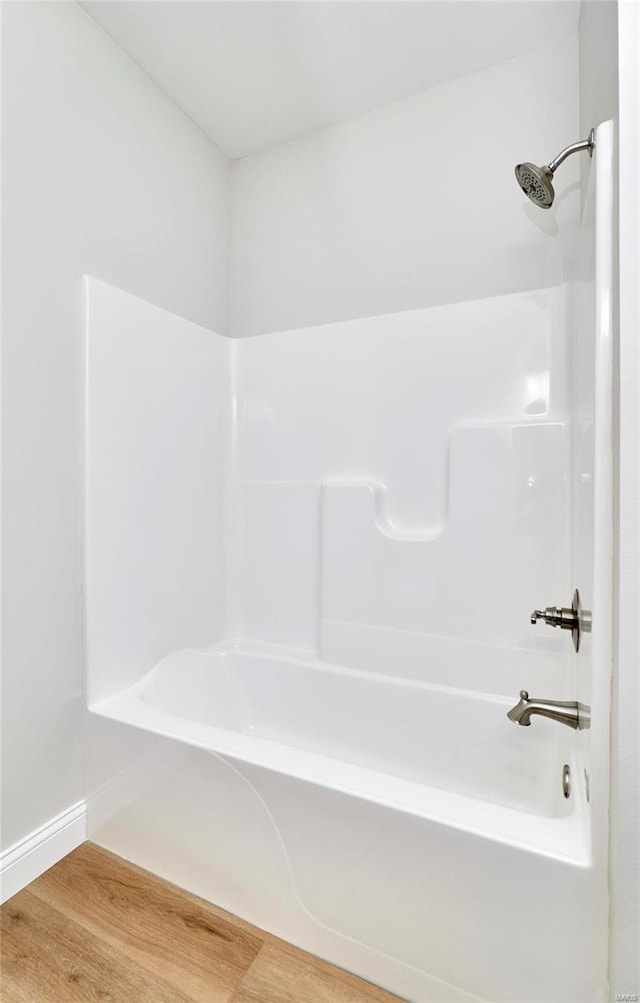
[
  {"left": 82, "top": 112, "right": 615, "bottom": 1003},
  {"left": 515, "top": 128, "right": 595, "bottom": 207}
]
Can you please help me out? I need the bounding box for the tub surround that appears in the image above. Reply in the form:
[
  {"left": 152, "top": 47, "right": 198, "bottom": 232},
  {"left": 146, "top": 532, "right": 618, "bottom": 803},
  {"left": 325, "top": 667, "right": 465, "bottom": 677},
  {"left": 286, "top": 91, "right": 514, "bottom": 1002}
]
[
  {"left": 85, "top": 277, "right": 573, "bottom": 705},
  {"left": 82, "top": 134, "right": 614, "bottom": 1001}
]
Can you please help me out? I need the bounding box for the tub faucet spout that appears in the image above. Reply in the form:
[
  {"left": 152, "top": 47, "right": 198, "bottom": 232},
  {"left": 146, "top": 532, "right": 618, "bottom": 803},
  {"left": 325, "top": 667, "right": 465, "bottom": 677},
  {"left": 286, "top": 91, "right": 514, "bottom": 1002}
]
[{"left": 507, "top": 690, "right": 581, "bottom": 729}]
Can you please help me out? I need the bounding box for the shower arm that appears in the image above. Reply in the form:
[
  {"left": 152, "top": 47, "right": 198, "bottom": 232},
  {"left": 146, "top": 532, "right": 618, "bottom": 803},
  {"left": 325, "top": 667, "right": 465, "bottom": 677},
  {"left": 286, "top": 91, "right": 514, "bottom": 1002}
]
[{"left": 547, "top": 129, "right": 595, "bottom": 174}]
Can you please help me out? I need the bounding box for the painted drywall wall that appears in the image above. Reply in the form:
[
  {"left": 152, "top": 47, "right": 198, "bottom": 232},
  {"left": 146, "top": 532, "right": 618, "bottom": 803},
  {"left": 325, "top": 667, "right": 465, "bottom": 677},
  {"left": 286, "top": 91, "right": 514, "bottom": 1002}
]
[
  {"left": 0, "top": 1, "right": 230, "bottom": 851},
  {"left": 577, "top": 0, "right": 640, "bottom": 995},
  {"left": 606, "top": 0, "right": 640, "bottom": 995},
  {"left": 231, "top": 35, "right": 579, "bottom": 338},
  {"left": 579, "top": 1, "right": 619, "bottom": 140}
]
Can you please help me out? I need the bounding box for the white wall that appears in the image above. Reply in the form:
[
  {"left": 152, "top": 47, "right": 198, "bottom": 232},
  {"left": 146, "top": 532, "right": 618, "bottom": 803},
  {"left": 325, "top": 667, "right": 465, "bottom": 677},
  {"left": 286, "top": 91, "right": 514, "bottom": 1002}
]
[
  {"left": 607, "top": 0, "right": 640, "bottom": 995},
  {"left": 577, "top": 1, "right": 640, "bottom": 996},
  {"left": 84, "top": 279, "right": 230, "bottom": 706},
  {"left": 234, "top": 290, "right": 573, "bottom": 702},
  {"left": 579, "top": 1, "right": 619, "bottom": 141},
  {"left": 231, "top": 35, "right": 579, "bottom": 338},
  {"left": 0, "top": 1, "right": 230, "bottom": 851}
]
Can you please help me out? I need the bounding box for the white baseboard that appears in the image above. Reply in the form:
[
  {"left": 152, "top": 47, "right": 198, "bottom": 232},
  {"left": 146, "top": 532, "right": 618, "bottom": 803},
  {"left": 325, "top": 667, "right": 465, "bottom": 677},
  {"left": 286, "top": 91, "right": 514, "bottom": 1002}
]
[{"left": 0, "top": 801, "right": 87, "bottom": 904}]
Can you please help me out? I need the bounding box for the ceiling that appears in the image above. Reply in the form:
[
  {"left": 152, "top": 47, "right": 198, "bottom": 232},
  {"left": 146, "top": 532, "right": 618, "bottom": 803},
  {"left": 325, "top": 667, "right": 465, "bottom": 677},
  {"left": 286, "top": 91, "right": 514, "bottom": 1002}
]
[{"left": 82, "top": 1, "right": 580, "bottom": 160}]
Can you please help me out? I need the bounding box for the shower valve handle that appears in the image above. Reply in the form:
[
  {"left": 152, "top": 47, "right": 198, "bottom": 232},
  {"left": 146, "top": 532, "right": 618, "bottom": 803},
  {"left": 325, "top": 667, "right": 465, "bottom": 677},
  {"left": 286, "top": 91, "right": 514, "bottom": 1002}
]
[
  {"left": 530, "top": 589, "right": 590, "bottom": 653},
  {"left": 530, "top": 606, "right": 577, "bottom": 630}
]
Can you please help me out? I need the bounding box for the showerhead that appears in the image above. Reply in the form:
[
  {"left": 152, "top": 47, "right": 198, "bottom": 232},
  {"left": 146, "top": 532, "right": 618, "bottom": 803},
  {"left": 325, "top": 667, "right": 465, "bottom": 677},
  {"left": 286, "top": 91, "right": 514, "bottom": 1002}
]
[
  {"left": 515, "top": 162, "right": 555, "bottom": 208},
  {"left": 514, "top": 129, "right": 595, "bottom": 210}
]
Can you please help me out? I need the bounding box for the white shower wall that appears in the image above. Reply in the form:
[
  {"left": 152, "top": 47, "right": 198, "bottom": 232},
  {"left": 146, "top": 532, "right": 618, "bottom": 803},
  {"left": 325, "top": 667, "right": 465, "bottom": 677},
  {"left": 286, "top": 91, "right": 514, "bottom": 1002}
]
[
  {"left": 84, "top": 278, "right": 574, "bottom": 708},
  {"left": 84, "top": 280, "right": 231, "bottom": 707},
  {"left": 233, "top": 290, "right": 573, "bottom": 699}
]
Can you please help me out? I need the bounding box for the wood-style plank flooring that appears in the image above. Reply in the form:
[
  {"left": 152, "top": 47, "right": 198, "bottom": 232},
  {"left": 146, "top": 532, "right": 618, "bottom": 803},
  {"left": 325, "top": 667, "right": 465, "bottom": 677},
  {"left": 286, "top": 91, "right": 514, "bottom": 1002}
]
[{"left": 1, "top": 842, "right": 405, "bottom": 1002}]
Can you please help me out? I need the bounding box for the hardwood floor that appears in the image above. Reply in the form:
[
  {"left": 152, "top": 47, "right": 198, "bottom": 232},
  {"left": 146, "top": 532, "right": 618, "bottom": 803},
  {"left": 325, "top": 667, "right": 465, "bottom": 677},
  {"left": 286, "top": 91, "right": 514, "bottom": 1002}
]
[{"left": 1, "top": 843, "right": 405, "bottom": 1003}]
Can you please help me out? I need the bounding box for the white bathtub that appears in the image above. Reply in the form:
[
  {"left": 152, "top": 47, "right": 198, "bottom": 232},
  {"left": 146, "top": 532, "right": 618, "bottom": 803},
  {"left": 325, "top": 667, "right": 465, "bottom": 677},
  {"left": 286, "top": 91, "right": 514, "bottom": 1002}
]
[
  {"left": 97, "top": 640, "right": 575, "bottom": 827},
  {"left": 90, "top": 639, "right": 596, "bottom": 1003}
]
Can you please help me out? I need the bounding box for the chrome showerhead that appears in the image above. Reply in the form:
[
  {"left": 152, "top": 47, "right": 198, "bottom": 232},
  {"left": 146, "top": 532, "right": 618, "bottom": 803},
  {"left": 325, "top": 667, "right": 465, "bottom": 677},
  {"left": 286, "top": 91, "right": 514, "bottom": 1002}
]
[
  {"left": 515, "top": 162, "right": 555, "bottom": 208},
  {"left": 515, "top": 129, "right": 595, "bottom": 210}
]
